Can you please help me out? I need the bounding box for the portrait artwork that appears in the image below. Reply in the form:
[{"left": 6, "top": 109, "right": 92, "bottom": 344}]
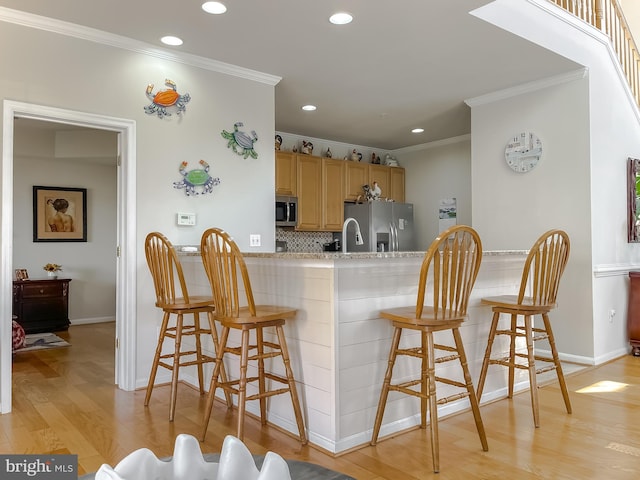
[{"left": 33, "top": 186, "right": 87, "bottom": 242}]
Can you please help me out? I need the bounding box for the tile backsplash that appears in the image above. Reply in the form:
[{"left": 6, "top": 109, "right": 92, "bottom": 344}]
[{"left": 276, "top": 229, "right": 334, "bottom": 253}]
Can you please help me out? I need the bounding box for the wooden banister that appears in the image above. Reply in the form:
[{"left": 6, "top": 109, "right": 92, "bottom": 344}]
[{"left": 549, "top": 0, "right": 640, "bottom": 107}]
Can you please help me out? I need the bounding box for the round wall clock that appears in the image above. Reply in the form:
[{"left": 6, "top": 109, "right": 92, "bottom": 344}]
[{"left": 504, "top": 132, "right": 542, "bottom": 173}]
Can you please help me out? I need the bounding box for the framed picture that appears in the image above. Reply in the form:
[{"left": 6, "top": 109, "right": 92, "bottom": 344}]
[
  {"left": 33, "top": 186, "right": 87, "bottom": 242},
  {"left": 15, "top": 269, "right": 29, "bottom": 281}
]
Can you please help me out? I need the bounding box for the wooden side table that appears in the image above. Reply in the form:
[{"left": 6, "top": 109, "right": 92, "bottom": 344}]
[
  {"left": 12, "top": 278, "right": 71, "bottom": 334},
  {"left": 628, "top": 272, "right": 640, "bottom": 356}
]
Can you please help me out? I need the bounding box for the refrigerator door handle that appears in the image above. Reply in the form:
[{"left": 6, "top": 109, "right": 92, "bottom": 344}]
[{"left": 393, "top": 223, "right": 399, "bottom": 251}]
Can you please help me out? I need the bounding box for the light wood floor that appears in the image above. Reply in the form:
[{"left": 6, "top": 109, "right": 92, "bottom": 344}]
[{"left": 5, "top": 322, "right": 640, "bottom": 478}]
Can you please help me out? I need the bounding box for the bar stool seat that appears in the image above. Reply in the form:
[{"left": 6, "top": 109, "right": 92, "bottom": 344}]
[
  {"left": 477, "top": 229, "right": 572, "bottom": 427},
  {"left": 200, "top": 227, "right": 307, "bottom": 444},
  {"left": 370, "top": 225, "right": 488, "bottom": 473},
  {"left": 144, "top": 232, "right": 231, "bottom": 421}
]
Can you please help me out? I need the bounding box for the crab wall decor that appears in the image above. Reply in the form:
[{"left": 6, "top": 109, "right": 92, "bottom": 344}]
[
  {"left": 221, "top": 122, "right": 258, "bottom": 159},
  {"left": 144, "top": 79, "right": 191, "bottom": 118},
  {"left": 173, "top": 160, "right": 220, "bottom": 196}
]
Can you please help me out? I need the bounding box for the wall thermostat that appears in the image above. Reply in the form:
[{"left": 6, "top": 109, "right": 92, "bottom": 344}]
[{"left": 177, "top": 212, "right": 196, "bottom": 226}]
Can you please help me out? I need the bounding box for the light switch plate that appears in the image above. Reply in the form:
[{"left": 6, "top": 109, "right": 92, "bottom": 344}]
[
  {"left": 177, "top": 212, "right": 196, "bottom": 226},
  {"left": 250, "top": 234, "right": 261, "bottom": 247}
]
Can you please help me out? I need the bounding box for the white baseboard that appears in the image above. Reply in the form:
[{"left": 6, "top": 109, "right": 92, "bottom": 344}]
[{"left": 70, "top": 316, "right": 115, "bottom": 326}]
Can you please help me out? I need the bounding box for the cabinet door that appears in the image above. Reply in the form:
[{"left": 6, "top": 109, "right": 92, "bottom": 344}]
[
  {"left": 368, "top": 164, "right": 391, "bottom": 200},
  {"left": 344, "top": 162, "right": 369, "bottom": 202},
  {"left": 323, "top": 159, "right": 345, "bottom": 231},
  {"left": 275, "top": 151, "right": 297, "bottom": 196},
  {"left": 389, "top": 167, "right": 406, "bottom": 202},
  {"left": 296, "top": 155, "right": 322, "bottom": 230}
]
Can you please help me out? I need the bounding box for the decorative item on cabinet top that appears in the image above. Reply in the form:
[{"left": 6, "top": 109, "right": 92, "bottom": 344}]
[
  {"left": 173, "top": 160, "right": 220, "bottom": 196},
  {"left": 144, "top": 79, "right": 191, "bottom": 118},
  {"left": 301, "top": 140, "right": 313, "bottom": 155},
  {"left": 275, "top": 134, "right": 282, "bottom": 150},
  {"left": 221, "top": 122, "right": 259, "bottom": 159}
]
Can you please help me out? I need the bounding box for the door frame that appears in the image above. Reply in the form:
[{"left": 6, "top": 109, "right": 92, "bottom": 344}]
[{"left": 1, "top": 100, "right": 137, "bottom": 412}]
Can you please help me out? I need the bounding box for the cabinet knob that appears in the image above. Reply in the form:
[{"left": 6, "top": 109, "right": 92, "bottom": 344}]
[{"left": 39, "top": 289, "right": 44, "bottom": 294}]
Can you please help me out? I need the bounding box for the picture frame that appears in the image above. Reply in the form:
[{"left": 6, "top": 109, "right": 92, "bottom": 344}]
[
  {"left": 33, "top": 186, "right": 87, "bottom": 242},
  {"left": 15, "top": 269, "right": 29, "bottom": 281}
]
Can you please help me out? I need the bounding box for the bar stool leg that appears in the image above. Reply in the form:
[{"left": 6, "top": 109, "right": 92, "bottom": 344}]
[
  {"left": 371, "top": 326, "right": 402, "bottom": 445},
  {"left": 542, "top": 313, "right": 572, "bottom": 414},
  {"left": 193, "top": 312, "right": 206, "bottom": 395},
  {"left": 236, "top": 328, "right": 251, "bottom": 441},
  {"left": 425, "top": 331, "right": 439, "bottom": 473},
  {"left": 168, "top": 313, "right": 184, "bottom": 422},
  {"left": 205, "top": 312, "right": 233, "bottom": 408},
  {"left": 275, "top": 325, "right": 308, "bottom": 445},
  {"left": 523, "top": 315, "right": 540, "bottom": 427},
  {"left": 145, "top": 311, "right": 171, "bottom": 407},
  {"left": 507, "top": 314, "right": 517, "bottom": 398},
  {"left": 256, "top": 327, "right": 267, "bottom": 425},
  {"left": 477, "top": 310, "right": 500, "bottom": 401},
  {"left": 420, "top": 331, "right": 428, "bottom": 428},
  {"left": 201, "top": 325, "right": 230, "bottom": 442},
  {"left": 452, "top": 328, "right": 488, "bottom": 451}
]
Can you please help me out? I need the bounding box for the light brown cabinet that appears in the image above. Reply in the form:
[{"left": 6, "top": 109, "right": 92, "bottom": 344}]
[
  {"left": 296, "top": 155, "right": 322, "bottom": 230},
  {"left": 389, "top": 167, "right": 406, "bottom": 203},
  {"left": 323, "top": 159, "right": 345, "bottom": 231},
  {"left": 275, "top": 151, "right": 297, "bottom": 196},
  {"left": 344, "top": 162, "right": 369, "bottom": 202}
]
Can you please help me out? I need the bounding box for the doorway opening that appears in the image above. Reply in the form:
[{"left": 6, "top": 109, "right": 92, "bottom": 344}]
[{"left": 1, "top": 101, "right": 137, "bottom": 412}]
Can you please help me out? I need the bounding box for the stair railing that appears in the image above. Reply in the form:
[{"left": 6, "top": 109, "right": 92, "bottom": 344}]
[{"left": 549, "top": 0, "right": 640, "bottom": 106}]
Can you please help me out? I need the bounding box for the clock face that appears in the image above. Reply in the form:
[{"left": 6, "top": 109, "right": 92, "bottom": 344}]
[{"left": 505, "top": 132, "right": 542, "bottom": 173}]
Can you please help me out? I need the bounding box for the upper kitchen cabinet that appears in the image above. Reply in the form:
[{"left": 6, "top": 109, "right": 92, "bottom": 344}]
[
  {"left": 389, "top": 167, "right": 406, "bottom": 203},
  {"left": 345, "top": 162, "right": 369, "bottom": 202},
  {"left": 368, "top": 164, "right": 390, "bottom": 200},
  {"left": 296, "top": 155, "right": 322, "bottom": 230},
  {"left": 275, "top": 151, "right": 297, "bottom": 196},
  {"left": 323, "top": 159, "right": 345, "bottom": 231}
]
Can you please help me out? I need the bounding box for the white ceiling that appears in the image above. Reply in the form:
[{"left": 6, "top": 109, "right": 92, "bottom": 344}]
[{"left": 0, "top": 0, "right": 582, "bottom": 150}]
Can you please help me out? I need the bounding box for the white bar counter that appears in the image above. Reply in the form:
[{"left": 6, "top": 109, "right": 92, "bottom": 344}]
[{"left": 180, "top": 250, "right": 528, "bottom": 454}]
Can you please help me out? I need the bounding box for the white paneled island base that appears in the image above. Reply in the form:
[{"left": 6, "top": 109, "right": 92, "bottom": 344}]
[{"left": 182, "top": 251, "right": 529, "bottom": 454}]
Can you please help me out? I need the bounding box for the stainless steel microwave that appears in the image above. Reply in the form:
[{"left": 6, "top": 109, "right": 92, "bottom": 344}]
[{"left": 275, "top": 195, "right": 297, "bottom": 227}]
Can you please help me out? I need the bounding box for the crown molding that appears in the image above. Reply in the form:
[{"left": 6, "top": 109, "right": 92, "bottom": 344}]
[
  {"left": 464, "top": 68, "right": 587, "bottom": 107},
  {"left": 391, "top": 134, "right": 471, "bottom": 155},
  {"left": 0, "top": 7, "right": 281, "bottom": 86}
]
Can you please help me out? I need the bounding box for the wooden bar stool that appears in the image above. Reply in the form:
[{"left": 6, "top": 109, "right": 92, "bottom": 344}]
[
  {"left": 144, "top": 232, "right": 231, "bottom": 421},
  {"left": 477, "top": 229, "right": 572, "bottom": 427},
  {"left": 370, "top": 225, "right": 488, "bottom": 473},
  {"left": 199, "top": 227, "right": 307, "bottom": 444}
]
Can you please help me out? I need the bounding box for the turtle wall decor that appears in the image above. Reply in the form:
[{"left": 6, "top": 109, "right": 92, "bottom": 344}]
[
  {"left": 221, "top": 122, "right": 258, "bottom": 159},
  {"left": 144, "top": 79, "right": 191, "bottom": 118},
  {"left": 173, "top": 160, "right": 220, "bottom": 196}
]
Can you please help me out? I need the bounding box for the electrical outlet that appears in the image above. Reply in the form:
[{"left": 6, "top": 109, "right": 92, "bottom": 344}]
[
  {"left": 250, "top": 234, "right": 261, "bottom": 247},
  {"left": 609, "top": 309, "right": 616, "bottom": 323}
]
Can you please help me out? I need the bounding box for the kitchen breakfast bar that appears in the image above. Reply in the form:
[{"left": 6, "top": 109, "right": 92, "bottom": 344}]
[{"left": 180, "top": 250, "right": 529, "bottom": 454}]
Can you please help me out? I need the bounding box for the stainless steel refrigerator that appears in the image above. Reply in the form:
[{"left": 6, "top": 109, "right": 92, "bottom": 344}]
[{"left": 344, "top": 202, "right": 415, "bottom": 252}]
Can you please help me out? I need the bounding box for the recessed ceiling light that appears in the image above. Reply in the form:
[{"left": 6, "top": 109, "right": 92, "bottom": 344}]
[
  {"left": 302, "top": 105, "right": 317, "bottom": 111},
  {"left": 202, "top": 1, "right": 227, "bottom": 14},
  {"left": 161, "top": 36, "right": 183, "bottom": 46},
  {"left": 412, "top": 128, "right": 425, "bottom": 133},
  {"left": 329, "top": 12, "right": 353, "bottom": 25}
]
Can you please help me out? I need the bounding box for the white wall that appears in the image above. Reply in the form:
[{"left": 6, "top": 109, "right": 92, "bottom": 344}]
[
  {"left": 396, "top": 137, "right": 471, "bottom": 249},
  {"left": 471, "top": 0, "right": 640, "bottom": 361},
  {"left": 12, "top": 127, "right": 117, "bottom": 323},
  {"left": 0, "top": 19, "right": 278, "bottom": 387}
]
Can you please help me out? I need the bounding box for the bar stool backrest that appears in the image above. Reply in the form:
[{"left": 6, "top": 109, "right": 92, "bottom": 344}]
[
  {"left": 517, "top": 229, "right": 570, "bottom": 306},
  {"left": 415, "top": 225, "right": 482, "bottom": 320},
  {"left": 145, "top": 232, "right": 191, "bottom": 307},
  {"left": 200, "top": 228, "right": 257, "bottom": 318}
]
